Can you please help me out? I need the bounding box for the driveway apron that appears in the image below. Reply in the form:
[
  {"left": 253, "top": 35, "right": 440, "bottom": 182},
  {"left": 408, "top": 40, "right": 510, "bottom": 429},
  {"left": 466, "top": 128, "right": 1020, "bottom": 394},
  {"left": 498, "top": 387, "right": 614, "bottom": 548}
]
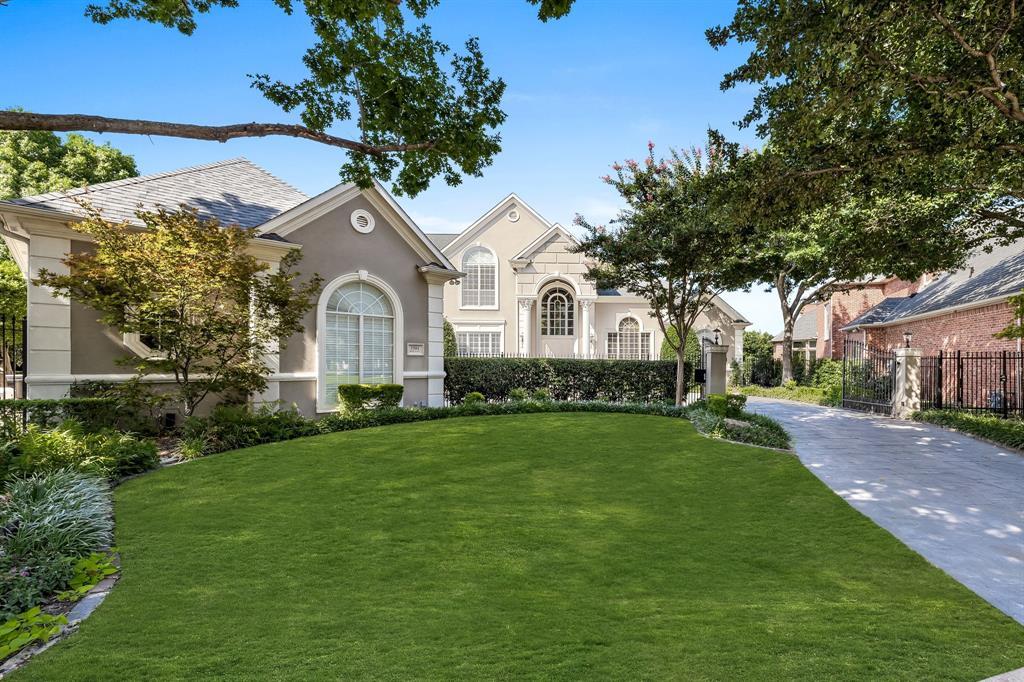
[{"left": 745, "top": 396, "right": 1024, "bottom": 624}]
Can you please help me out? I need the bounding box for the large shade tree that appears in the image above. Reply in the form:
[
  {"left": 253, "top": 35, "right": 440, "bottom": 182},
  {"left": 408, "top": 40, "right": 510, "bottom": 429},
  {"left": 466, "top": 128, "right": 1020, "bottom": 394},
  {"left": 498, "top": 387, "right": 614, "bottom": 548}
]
[
  {"left": 0, "top": 0, "right": 576, "bottom": 196},
  {"left": 575, "top": 133, "right": 757, "bottom": 405}
]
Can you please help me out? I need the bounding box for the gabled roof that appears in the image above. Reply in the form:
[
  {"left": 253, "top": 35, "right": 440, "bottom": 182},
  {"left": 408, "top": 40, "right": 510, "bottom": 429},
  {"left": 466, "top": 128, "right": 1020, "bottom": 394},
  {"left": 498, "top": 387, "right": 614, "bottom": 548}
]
[
  {"left": 425, "top": 233, "right": 459, "bottom": 250},
  {"left": 441, "top": 193, "right": 552, "bottom": 255},
  {"left": 256, "top": 179, "right": 457, "bottom": 272},
  {"left": 511, "top": 223, "right": 579, "bottom": 262},
  {"left": 841, "top": 240, "right": 1024, "bottom": 329},
  {"left": 3, "top": 158, "right": 307, "bottom": 229},
  {"left": 773, "top": 312, "right": 818, "bottom": 342}
]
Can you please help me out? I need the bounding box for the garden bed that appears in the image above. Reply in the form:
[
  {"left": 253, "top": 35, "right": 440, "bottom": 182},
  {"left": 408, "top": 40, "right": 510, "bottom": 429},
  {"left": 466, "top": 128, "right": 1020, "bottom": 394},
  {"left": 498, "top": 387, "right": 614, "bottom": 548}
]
[{"left": 912, "top": 409, "right": 1024, "bottom": 452}]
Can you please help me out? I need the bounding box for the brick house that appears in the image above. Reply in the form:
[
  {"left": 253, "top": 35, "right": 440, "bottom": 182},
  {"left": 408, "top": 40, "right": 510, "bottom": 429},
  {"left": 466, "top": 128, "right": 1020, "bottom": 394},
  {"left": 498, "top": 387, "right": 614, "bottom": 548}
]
[{"left": 841, "top": 241, "right": 1023, "bottom": 354}]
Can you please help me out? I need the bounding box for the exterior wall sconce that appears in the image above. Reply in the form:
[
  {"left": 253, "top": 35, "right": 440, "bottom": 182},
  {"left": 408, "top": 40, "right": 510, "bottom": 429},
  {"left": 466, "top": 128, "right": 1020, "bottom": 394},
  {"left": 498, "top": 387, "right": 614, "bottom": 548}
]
[
  {"left": 903, "top": 330, "right": 913, "bottom": 348},
  {"left": 713, "top": 328, "right": 722, "bottom": 345}
]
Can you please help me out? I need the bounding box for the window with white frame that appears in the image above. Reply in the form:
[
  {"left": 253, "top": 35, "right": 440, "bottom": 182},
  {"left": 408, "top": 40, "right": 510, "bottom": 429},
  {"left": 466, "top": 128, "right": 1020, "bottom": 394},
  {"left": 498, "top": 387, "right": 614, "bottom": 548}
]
[
  {"left": 323, "top": 281, "right": 395, "bottom": 405},
  {"left": 540, "top": 287, "right": 574, "bottom": 336},
  {"left": 607, "top": 317, "right": 651, "bottom": 359},
  {"left": 461, "top": 246, "right": 497, "bottom": 308},
  {"left": 456, "top": 331, "right": 502, "bottom": 356}
]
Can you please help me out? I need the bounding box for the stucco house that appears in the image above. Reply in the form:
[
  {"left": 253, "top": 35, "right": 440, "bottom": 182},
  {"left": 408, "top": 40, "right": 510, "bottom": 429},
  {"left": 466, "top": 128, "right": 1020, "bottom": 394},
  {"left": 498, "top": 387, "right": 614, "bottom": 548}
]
[
  {"left": 426, "top": 194, "right": 750, "bottom": 364},
  {"left": 0, "top": 158, "right": 463, "bottom": 414}
]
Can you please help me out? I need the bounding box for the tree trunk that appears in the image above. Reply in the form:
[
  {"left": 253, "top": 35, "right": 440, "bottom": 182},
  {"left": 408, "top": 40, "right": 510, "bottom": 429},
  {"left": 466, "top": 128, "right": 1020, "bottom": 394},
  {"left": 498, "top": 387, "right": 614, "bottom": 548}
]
[
  {"left": 675, "top": 344, "right": 687, "bottom": 406},
  {"left": 780, "top": 323, "right": 794, "bottom": 384}
]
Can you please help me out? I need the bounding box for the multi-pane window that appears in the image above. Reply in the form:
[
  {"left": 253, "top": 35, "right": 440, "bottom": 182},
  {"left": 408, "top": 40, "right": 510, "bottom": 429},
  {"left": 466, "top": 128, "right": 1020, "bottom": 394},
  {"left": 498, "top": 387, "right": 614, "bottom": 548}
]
[
  {"left": 607, "top": 317, "right": 651, "bottom": 359},
  {"left": 456, "top": 331, "right": 502, "bottom": 356},
  {"left": 461, "top": 247, "right": 497, "bottom": 307},
  {"left": 324, "top": 281, "right": 394, "bottom": 406},
  {"left": 540, "top": 287, "right": 574, "bottom": 336}
]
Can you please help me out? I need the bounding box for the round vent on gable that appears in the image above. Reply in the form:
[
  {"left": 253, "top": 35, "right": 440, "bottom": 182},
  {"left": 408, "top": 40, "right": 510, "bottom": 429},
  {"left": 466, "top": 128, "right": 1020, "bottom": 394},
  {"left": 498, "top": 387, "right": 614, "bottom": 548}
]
[
  {"left": 351, "top": 209, "right": 375, "bottom": 234},
  {"left": 507, "top": 208, "right": 520, "bottom": 222}
]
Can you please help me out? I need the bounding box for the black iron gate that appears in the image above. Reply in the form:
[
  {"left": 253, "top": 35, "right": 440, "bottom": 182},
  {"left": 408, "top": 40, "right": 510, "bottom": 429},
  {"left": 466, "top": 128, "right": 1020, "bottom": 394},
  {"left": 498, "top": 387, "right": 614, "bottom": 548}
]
[
  {"left": 685, "top": 340, "right": 707, "bottom": 403},
  {"left": 842, "top": 339, "right": 896, "bottom": 414}
]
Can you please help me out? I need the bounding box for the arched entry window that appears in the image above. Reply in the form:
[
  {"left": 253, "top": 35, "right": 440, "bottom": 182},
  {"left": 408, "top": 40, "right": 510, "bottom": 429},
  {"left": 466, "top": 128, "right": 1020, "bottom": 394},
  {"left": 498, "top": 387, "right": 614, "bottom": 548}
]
[
  {"left": 461, "top": 246, "right": 497, "bottom": 308},
  {"left": 607, "top": 317, "right": 651, "bottom": 360},
  {"left": 323, "top": 281, "right": 395, "bottom": 405},
  {"left": 541, "top": 287, "right": 574, "bottom": 336}
]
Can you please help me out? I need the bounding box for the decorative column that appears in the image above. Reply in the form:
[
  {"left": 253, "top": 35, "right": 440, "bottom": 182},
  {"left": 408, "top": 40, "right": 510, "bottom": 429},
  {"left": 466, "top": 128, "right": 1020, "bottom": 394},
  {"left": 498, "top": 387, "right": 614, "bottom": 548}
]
[
  {"left": 518, "top": 299, "right": 533, "bottom": 355},
  {"left": 706, "top": 345, "right": 728, "bottom": 396},
  {"left": 252, "top": 260, "right": 281, "bottom": 409},
  {"left": 27, "top": 234, "right": 72, "bottom": 399},
  {"left": 732, "top": 322, "right": 745, "bottom": 363},
  {"left": 579, "top": 300, "right": 591, "bottom": 358},
  {"left": 893, "top": 347, "right": 922, "bottom": 419}
]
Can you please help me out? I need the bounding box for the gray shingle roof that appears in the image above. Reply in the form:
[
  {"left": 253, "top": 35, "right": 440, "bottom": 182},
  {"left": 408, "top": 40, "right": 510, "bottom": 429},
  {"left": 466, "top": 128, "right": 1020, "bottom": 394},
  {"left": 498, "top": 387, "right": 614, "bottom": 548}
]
[
  {"left": 425, "top": 233, "right": 459, "bottom": 250},
  {"left": 842, "top": 240, "right": 1024, "bottom": 329},
  {"left": 2, "top": 158, "right": 307, "bottom": 229},
  {"left": 773, "top": 311, "right": 818, "bottom": 342}
]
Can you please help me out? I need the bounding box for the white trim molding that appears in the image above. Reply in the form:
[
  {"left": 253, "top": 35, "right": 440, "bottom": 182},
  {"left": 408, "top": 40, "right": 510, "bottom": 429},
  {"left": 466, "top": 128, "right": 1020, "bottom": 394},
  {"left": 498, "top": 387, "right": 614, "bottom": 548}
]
[{"left": 315, "top": 271, "right": 405, "bottom": 413}]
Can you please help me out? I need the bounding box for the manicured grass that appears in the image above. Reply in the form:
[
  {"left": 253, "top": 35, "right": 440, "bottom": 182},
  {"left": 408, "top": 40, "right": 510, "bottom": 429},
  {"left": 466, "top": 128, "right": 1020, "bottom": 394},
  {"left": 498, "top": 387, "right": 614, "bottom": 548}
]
[{"left": 15, "top": 414, "right": 1023, "bottom": 680}]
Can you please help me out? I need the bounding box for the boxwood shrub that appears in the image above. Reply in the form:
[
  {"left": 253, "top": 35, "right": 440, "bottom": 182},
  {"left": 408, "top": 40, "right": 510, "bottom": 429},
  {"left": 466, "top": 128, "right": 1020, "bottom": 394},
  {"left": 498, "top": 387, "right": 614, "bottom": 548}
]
[
  {"left": 337, "top": 384, "right": 404, "bottom": 413},
  {"left": 444, "top": 357, "right": 686, "bottom": 404}
]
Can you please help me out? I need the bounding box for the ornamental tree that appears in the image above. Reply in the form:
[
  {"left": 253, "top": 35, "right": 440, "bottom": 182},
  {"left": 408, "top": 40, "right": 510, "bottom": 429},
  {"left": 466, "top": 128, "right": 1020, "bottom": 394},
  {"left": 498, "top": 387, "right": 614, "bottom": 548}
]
[
  {"left": 0, "top": 0, "right": 575, "bottom": 196},
  {"left": 35, "top": 206, "right": 323, "bottom": 416},
  {"left": 574, "top": 133, "right": 758, "bottom": 405}
]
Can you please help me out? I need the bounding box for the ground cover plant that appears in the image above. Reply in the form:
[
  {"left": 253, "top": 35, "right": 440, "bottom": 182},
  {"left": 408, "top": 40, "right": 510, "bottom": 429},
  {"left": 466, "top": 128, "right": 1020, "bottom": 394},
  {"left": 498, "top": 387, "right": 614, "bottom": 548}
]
[
  {"left": 13, "top": 414, "right": 1023, "bottom": 681},
  {"left": 738, "top": 382, "right": 837, "bottom": 407},
  {"left": 913, "top": 410, "right": 1024, "bottom": 452}
]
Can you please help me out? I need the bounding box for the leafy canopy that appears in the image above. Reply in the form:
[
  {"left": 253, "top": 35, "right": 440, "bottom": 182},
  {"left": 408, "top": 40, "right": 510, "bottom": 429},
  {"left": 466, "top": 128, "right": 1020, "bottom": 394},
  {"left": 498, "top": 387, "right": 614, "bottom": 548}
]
[
  {"left": 0, "top": 128, "right": 137, "bottom": 200},
  {"left": 35, "top": 206, "right": 323, "bottom": 416}
]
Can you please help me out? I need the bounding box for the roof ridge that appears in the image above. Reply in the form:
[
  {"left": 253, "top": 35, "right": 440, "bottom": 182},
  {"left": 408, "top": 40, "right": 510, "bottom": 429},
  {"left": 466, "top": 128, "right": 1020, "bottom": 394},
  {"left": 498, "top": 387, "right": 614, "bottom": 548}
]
[
  {"left": 232, "top": 158, "right": 307, "bottom": 200},
  {"left": 13, "top": 157, "right": 253, "bottom": 205}
]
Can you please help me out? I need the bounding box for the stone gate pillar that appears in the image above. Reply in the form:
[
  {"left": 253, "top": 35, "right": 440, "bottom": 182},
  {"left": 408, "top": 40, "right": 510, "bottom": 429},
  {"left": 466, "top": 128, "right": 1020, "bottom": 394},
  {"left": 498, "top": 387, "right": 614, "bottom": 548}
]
[
  {"left": 706, "top": 345, "right": 728, "bottom": 396},
  {"left": 893, "top": 347, "right": 922, "bottom": 419}
]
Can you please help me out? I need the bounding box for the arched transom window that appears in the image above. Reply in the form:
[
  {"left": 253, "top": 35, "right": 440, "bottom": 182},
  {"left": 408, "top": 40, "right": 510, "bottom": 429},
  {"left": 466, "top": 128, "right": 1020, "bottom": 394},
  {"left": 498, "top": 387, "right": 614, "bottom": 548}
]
[
  {"left": 607, "top": 317, "right": 651, "bottom": 360},
  {"left": 461, "top": 246, "right": 497, "bottom": 308},
  {"left": 541, "top": 286, "right": 574, "bottom": 336},
  {"left": 324, "top": 281, "right": 395, "bottom": 404}
]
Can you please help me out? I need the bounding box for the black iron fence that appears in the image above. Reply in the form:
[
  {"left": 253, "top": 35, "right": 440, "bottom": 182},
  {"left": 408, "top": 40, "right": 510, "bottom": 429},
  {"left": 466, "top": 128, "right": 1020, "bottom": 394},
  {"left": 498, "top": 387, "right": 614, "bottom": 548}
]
[
  {"left": 841, "top": 340, "right": 896, "bottom": 414},
  {"left": 0, "top": 315, "right": 26, "bottom": 400},
  {"left": 921, "top": 350, "right": 1023, "bottom": 419}
]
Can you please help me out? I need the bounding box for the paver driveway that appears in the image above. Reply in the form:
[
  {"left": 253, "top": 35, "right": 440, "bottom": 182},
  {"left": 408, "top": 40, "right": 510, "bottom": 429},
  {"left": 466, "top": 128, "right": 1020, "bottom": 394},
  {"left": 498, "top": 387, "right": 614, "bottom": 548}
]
[{"left": 746, "top": 397, "right": 1024, "bottom": 624}]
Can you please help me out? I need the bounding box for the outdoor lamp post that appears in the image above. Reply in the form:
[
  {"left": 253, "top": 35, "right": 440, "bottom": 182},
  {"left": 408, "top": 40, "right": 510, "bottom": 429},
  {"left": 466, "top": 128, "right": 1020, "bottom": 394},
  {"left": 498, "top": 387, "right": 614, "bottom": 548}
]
[
  {"left": 903, "top": 330, "right": 913, "bottom": 348},
  {"left": 713, "top": 328, "right": 721, "bottom": 345}
]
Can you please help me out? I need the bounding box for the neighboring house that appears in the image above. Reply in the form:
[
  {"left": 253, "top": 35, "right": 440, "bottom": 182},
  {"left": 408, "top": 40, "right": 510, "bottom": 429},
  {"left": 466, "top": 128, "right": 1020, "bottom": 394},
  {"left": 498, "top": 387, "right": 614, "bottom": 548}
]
[
  {"left": 426, "top": 193, "right": 751, "bottom": 364},
  {"left": 0, "top": 158, "right": 463, "bottom": 415},
  {"left": 842, "top": 241, "right": 1023, "bottom": 354},
  {"left": 773, "top": 278, "right": 923, "bottom": 360}
]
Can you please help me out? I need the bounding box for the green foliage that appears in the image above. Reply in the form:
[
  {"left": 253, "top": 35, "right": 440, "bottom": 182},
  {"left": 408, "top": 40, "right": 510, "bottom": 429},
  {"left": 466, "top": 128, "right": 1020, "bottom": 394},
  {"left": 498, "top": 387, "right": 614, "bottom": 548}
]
[
  {"left": 337, "top": 384, "right": 405, "bottom": 414},
  {"left": 35, "top": 207, "right": 323, "bottom": 416},
  {"left": 0, "top": 398, "right": 123, "bottom": 443},
  {"left": 811, "top": 359, "right": 843, "bottom": 403},
  {"left": 0, "top": 259, "right": 26, "bottom": 328},
  {"left": 508, "top": 388, "right": 530, "bottom": 402},
  {"left": 659, "top": 328, "right": 700, "bottom": 364},
  {"left": 530, "top": 388, "right": 551, "bottom": 402},
  {"left": 462, "top": 392, "right": 486, "bottom": 405},
  {"left": 0, "top": 606, "right": 67, "bottom": 661},
  {"left": 444, "top": 357, "right": 681, "bottom": 404},
  {"left": 738, "top": 384, "right": 838, "bottom": 407},
  {"left": 0, "top": 553, "right": 74, "bottom": 623},
  {"left": 179, "top": 405, "right": 319, "bottom": 457},
  {"left": 56, "top": 551, "right": 118, "bottom": 604},
  {"left": 913, "top": 410, "right": 1024, "bottom": 451},
  {"left": 996, "top": 291, "right": 1024, "bottom": 340},
  {"left": 5, "top": 420, "right": 158, "bottom": 480},
  {"left": 443, "top": 318, "right": 458, "bottom": 357},
  {"left": 575, "top": 133, "right": 760, "bottom": 404},
  {"left": 686, "top": 405, "right": 791, "bottom": 450},
  {"left": 0, "top": 469, "right": 113, "bottom": 560},
  {"left": 706, "top": 393, "right": 747, "bottom": 419},
  {"left": 0, "top": 127, "right": 137, "bottom": 200},
  {"left": 70, "top": 380, "right": 175, "bottom": 436}
]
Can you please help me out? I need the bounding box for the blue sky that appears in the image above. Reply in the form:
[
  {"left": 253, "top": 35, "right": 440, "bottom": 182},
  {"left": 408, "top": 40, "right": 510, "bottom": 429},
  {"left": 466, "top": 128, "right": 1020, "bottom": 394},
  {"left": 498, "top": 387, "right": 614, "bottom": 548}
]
[{"left": 4, "top": 0, "right": 781, "bottom": 333}]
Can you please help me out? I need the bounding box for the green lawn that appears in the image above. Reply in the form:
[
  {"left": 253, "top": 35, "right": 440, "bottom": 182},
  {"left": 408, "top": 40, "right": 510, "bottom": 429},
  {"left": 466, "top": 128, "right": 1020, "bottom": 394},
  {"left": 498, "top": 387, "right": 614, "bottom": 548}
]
[{"left": 16, "top": 414, "right": 1024, "bottom": 680}]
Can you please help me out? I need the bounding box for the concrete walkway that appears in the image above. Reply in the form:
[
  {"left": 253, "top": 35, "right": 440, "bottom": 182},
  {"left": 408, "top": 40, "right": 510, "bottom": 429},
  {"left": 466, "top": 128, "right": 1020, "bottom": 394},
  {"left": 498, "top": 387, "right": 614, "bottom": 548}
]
[{"left": 745, "top": 397, "right": 1024, "bottom": 625}]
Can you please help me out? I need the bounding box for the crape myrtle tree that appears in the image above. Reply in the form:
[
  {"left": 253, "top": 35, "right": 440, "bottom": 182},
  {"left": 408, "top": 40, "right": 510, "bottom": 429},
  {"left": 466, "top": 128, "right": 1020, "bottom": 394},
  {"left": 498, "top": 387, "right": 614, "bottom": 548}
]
[
  {"left": 574, "top": 133, "right": 757, "bottom": 405},
  {"left": 35, "top": 206, "right": 323, "bottom": 416},
  {"left": 0, "top": 0, "right": 575, "bottom": 197}
]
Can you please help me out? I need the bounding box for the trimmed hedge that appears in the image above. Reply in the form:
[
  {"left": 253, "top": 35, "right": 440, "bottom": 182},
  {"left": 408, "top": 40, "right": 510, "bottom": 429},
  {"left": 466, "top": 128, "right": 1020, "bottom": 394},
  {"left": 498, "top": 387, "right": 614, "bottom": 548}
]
[
  {"left": 443, "top": 357, "right": 686, "bottom": 404},
  {"left": 913, "top": 409, "right": 1024, "bottom": 451},
  {"left": 0, "top": 399, "right": 123, "bottom": 442},
  {"left": 737, "top": 384, "right": 838, "bottom": 407},
  {"left": 337, "top": 383, "right": 404, "bottom": 413}
]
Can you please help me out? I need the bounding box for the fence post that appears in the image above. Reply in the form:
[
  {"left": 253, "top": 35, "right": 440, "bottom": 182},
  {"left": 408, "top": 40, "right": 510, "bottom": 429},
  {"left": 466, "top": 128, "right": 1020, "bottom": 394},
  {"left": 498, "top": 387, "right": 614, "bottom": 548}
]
[
  {"left": 705, "top": 345, "right": 728, "bottom": 396},
  {"left": 1002, "top": 350, "right": 1009, "bottom": 419},
  {"left": 935, "top": 352, "right": 943, "bottom": 410},
  {"left": 893, "top": 347, "right": 922, "bottom": 419}
]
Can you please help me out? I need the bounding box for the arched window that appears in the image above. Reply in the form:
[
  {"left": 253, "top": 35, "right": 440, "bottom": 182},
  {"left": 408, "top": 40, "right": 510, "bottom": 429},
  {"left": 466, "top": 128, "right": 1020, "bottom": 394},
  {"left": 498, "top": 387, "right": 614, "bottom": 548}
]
[
  {"left": 607, "top": 317, "right": 651, "bottom": 359},
  {"left": 461, "top": 246, "right": 497, "bottom": 308},
  {"left": 541, "top": 287, "right": 574, "bottom": 336},
  {"left": 323, "top": 281, "right": 395, "bottom": 405}
]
